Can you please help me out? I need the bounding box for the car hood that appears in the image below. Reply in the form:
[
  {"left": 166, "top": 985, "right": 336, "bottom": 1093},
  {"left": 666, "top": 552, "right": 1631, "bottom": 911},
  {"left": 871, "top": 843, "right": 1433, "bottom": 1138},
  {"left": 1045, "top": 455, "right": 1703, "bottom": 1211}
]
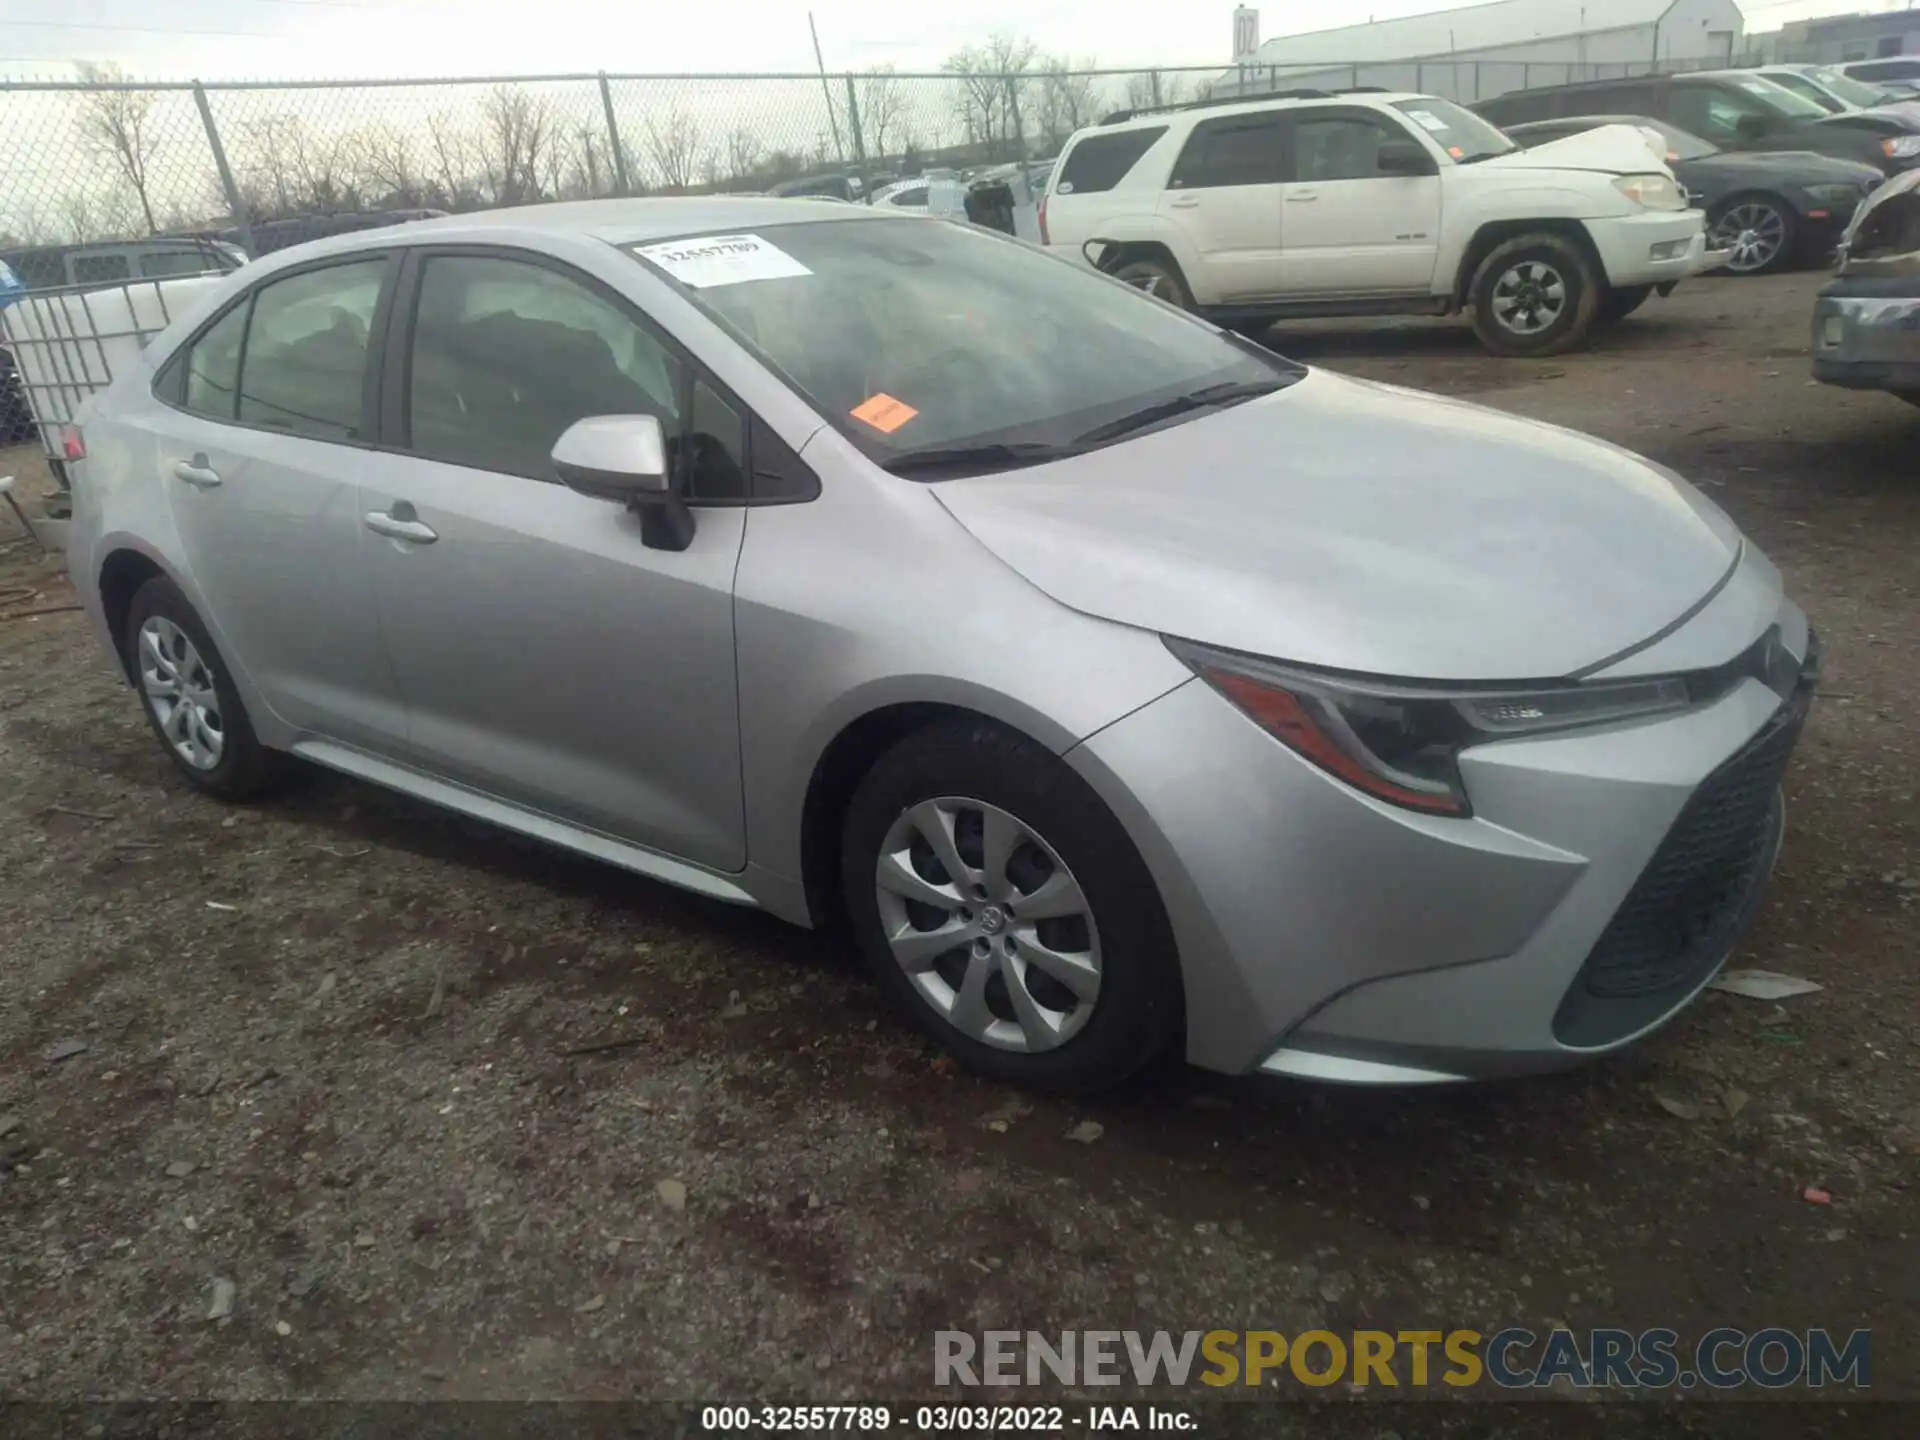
[
  {"left": 1481, "top": 124, "right": 1672, "bottom": 175},
  {"left": 932, "top": 370, "right": 1744, "bottom": 682},
  {"left": 1690, "top": 149, "right": 1884, "bottom": 184}
]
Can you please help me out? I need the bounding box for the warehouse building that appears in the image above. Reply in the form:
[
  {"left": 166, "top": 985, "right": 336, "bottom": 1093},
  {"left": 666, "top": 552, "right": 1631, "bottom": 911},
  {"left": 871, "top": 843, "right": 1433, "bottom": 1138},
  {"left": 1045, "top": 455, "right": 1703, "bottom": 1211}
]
[
  {"left": 1219, "top": 0, "right": 1748, "bottom": 104},
  {"left": 1769, "top": 7, "right": 1920, "bottom": 63}
]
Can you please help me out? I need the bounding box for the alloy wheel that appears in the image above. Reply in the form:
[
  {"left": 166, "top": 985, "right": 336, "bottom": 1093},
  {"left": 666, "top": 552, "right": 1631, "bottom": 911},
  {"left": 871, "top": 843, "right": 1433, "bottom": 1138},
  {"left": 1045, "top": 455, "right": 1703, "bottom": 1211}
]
[
  {"left": 138, "top": 616, "right": 224, "bottom": 770},
  {"left": 1711, "top": 202, "right": 1787, "bottom": 275},
  {"left": 873, "top": 797, "right": 1102, "bottom": 1053},
  {"left": 1490, "top": 260, "right": 1568, "bottom": 336}
]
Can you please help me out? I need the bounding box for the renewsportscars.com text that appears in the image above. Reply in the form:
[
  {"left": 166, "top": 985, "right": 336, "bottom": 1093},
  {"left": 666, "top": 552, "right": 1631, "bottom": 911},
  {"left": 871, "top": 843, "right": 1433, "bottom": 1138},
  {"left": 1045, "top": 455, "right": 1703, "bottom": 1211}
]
[{"left": 935, "top": 1327, "right": 1870, "bottom": 1391}]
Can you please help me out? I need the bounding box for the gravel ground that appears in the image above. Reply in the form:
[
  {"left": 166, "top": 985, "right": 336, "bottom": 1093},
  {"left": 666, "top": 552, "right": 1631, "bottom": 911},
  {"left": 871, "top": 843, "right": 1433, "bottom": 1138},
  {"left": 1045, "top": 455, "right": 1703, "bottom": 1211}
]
[{"left": 0, "top": 272, "right": 1915, "bottom": 1427}]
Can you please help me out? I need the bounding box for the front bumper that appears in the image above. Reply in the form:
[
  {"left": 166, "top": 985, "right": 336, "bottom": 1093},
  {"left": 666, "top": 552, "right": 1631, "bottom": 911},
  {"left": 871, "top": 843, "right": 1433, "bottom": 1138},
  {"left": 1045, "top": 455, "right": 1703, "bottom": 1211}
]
[
  {"left": 1067, "top": 585, "right": 1814, "bottom": 1083},
  {"left": 1585, "top": 210, "right": 1710, "bottom": 287},
  {"left": 1811, "top": 284, "right": 1920, "bottom": 394}
]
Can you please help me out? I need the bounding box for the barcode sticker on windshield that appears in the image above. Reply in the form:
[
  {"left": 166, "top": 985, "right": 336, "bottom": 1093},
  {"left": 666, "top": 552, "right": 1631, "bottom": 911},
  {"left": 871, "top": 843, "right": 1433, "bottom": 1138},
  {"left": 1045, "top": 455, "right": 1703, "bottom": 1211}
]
[
  {"left": 851, "top": 392, "right": 919, "bottom": 433},
  {"left": 634, "top": 233, "right": 812, "bottom": 287}
]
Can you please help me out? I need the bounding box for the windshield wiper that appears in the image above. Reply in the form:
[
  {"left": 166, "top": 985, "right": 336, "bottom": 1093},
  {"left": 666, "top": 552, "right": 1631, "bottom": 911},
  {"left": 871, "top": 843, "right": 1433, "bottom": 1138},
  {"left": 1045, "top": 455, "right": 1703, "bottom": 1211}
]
[
  {"left": 881, "top": 441, "right": 1084, "bottom": 477},
  {"left": 1072, "top": 378, "right": 1287, "bottom": 447}
]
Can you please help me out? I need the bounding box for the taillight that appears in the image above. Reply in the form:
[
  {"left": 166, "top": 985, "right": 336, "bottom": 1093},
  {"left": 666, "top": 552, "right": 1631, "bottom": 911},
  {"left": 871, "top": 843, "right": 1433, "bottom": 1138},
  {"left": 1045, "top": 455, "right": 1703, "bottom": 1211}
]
[
  {"left": 62, "top": 428, "right": 86, "bottom": 462},
  {"left": 1038, "top": 194, "right": 1049, "bottom": 245}
]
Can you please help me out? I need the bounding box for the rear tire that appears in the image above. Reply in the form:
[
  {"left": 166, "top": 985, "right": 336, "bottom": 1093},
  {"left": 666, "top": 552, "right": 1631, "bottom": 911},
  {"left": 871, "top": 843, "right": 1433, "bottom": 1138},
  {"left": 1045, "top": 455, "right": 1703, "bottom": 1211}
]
[
  {"left": 841, "top": 719, "right": 1182, "bottom": 1094},
  {"left": 125, "top": 575, "right": 281, "bottom": 801},
  {"left": 1110, "top": 255, "right": 1194, "bottom": 311},
  {"left": 1468, "top": 233, "right": 1600, "bottom": 357},
  {"left": 1598, "top": 285, "right": 1652, "bottom": 324}
]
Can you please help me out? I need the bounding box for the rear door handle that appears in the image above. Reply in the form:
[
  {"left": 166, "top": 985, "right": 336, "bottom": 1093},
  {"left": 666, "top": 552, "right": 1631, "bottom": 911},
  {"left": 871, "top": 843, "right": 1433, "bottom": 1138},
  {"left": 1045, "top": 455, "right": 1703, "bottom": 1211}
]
[
  {"left": 1168, "top": 195, "right": 1200, "bottom": 209},
  {"left": 364, "top": 503, "right": 438, "bottom": 545},
  {"left": 1285, "top": 191, "right": 1320, "bottom": 204},
  {"left": 172, "top": 455, "right": 222, "bottom": 488}
]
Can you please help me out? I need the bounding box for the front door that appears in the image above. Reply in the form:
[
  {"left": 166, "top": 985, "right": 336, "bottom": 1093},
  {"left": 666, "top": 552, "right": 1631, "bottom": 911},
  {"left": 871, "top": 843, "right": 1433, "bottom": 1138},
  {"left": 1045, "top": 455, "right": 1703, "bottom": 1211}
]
[
  {"left": 1275, "top": 109, "right": 1443, "bottom": 296},
  {"left": 148, "top": 254, "right": 406, "bottom": 749},
  {"left": 1158, "top": 111, "right": 1289, "bottom": 302},
  {"left": 358, "top": 248, "right": 749, "bottom": 872}
]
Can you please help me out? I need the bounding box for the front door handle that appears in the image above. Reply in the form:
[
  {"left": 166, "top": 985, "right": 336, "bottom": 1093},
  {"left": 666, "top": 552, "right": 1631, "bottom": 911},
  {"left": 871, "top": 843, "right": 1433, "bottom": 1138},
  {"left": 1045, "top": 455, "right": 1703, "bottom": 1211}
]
[
  {"left": 1285, "top": 191, "right": 1320, "bottom": 204},
  {"left": 1168, "top": 195, "right": 1200, "bottom": 209},
  {"left": 172, "top": 455, "right": 222, "bottom": 488},
  {"left": 364, "top": 503, "right": 438, "bottom": 545}
]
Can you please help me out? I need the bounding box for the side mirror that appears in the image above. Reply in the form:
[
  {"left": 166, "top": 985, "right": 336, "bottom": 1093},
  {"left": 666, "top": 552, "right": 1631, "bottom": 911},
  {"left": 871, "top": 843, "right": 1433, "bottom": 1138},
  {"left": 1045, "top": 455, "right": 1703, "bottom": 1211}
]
[
  {"left": 1376, "top": 139, "right": 1436, "bottom": 176},
  {"left": 551, "top": 414, "right": 695, "bottom": 551},
  {"left": 1734, "top": 113, "right": 1771, "bottom": 141}
]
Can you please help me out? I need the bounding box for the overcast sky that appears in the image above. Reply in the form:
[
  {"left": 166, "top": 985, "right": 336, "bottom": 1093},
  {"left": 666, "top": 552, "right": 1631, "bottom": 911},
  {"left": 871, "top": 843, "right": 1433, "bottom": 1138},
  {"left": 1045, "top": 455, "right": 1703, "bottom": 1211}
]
[{"left": 1, "top": 0, "right": 1904, "bottom": 81}]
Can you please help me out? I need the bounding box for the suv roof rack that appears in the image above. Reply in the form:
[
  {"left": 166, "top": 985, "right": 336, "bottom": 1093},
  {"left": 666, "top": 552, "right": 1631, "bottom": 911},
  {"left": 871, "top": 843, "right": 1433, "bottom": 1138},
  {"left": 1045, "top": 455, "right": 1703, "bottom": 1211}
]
[{"left": 1098, "top": 88, "right": 1332, "bottom": 125}]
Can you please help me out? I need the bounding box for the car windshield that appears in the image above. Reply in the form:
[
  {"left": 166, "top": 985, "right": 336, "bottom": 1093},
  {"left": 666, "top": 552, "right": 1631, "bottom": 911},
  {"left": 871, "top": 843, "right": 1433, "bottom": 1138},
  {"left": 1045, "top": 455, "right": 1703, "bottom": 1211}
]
[
  {"left": 1393, "top": 98, "right": 1516, "bottom": 162},
  {"left": 1734, "top": 75, "right": 1834, "bottom": 121},
  {"left": 629, "top": 219, "right": 1299, "bottom": 475},
  {"left": 1809, "top": 66, "right": 1903, "bottom": 109}
]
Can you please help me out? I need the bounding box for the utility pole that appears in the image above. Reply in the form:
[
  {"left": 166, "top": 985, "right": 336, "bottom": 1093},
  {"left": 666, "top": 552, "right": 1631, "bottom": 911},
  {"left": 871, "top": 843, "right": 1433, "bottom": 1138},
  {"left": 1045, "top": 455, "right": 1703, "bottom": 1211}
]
[{"left": 809, "top": 12, "right": 847, "bottom": 165}]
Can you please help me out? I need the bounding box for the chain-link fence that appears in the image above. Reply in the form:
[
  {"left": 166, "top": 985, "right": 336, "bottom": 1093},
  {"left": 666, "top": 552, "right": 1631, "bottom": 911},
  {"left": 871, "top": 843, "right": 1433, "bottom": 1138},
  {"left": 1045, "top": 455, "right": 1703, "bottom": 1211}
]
[{"left": 2, "top": 55, "right": 1768, "bottom": 265}]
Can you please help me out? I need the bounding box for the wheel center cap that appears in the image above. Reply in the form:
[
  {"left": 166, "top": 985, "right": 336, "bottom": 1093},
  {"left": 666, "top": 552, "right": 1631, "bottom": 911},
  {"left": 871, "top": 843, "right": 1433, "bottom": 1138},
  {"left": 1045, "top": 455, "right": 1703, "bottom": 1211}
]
[{"left": 978, "top": 906, "right": 1007, "bottom": 936}]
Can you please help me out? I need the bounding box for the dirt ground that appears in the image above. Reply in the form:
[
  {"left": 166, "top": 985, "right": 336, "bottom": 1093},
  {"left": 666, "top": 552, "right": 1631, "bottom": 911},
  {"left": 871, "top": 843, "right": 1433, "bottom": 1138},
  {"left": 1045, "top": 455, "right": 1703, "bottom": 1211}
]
[{"left": 1, "top": 272, "right": 1915, "bottom": 1429}]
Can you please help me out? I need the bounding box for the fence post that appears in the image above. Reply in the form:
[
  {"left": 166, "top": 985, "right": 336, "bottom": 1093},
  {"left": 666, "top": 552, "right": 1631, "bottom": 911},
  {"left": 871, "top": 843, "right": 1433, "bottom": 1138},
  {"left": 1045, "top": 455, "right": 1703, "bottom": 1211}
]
[
  {"left": 1416, "top": 61, "right": 1425, "bottom": 94},
  {"left": 192, "top": 81, "right": 253, "bottom": 255},
  {"left": 598, "top": 72, "right": 632, "bottom": 197},
  {"left": 1005, "top": 72, "right": 1033, "bottom": 201},
  {"left": 1149, "top": 69, "right": 1163, "bottom": 109},
  {"left": 843, "top": 74, "right": 870, "bottom": 201}
]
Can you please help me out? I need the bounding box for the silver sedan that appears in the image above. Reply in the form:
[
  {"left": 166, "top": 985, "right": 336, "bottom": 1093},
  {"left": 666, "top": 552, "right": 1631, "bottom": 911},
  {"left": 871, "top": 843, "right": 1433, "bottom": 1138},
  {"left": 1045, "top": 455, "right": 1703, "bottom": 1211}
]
[{"left": 64, "top": 198, "right": 1815, "bottom": 1091}]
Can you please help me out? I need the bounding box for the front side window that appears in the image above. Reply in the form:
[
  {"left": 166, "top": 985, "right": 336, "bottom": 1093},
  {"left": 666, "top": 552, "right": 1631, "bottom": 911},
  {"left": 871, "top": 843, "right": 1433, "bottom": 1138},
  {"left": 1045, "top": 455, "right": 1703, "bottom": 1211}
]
[
  {"left": 237, "top": 259, "right": 384, "bottom": 440},
  {"left": 139, "top": 249, "right": 221, "bottom": 280},
  {"left": 1671, "top": 86, "right": 1766, "bottom": 142},
  {"left": 1292, "top": 114, "right": 1419, "bottom": 182},
  {"left": 1170, "top": 114, "right": 1288, "bottom": 189},
  {"left": 632, "top": 219, "right": 1297, "bottom": 473},
  {"left": 69, "top": 252, "right": 132, "bottom": 285},
  {"left": 406, "top": 253, "right": 685, "bottom": 481},
  {"left": 890, "top": 187, "right": 929, "bottom": 208}
]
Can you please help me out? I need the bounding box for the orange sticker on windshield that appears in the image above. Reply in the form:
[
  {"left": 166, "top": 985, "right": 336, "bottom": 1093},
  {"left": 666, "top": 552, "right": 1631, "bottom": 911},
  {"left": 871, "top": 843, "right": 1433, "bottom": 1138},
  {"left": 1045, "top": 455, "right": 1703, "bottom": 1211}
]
[{"left": 851, "top": 392, "right": 919, "bottom": 433}]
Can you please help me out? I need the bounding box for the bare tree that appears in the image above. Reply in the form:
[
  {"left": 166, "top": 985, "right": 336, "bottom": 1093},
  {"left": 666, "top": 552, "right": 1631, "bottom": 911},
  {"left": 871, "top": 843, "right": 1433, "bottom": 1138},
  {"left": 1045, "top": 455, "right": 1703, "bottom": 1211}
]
[
  {"left": 944, "top": 35, "right": 1037, "bottom": 160},
  {"left": 644, "top": 108, "right": 705, "bottom": 192},
  {"left": 856, "top": 65, "right": 906, "bottom": 159},
  {"left": 71, "top": 61, "right": 161, "bottom": 234},
  {"left": 356, "top": 122, "right": 424, "bottom": 207},
  {"left": 480, "top": 84, "right": 553, "bottom": 205},
  {"left": 724, "top": 127, "right": 764, "bottom": 185},
  {"left": 425, "top": 109, "right": 477, "bottom": 208},
  {"left": 59, "top": 191, "right": 99, "bottom": 244},
  {"left": 1036, "top": 59, "right": 1101, "bottom": 149}
]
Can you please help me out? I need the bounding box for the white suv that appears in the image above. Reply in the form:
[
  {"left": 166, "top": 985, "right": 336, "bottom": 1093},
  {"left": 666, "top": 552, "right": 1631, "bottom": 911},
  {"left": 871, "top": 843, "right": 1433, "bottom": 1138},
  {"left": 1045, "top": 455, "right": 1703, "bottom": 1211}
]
[{"left": 1041, "top": 91, "right": 1714, "bottom": 356}]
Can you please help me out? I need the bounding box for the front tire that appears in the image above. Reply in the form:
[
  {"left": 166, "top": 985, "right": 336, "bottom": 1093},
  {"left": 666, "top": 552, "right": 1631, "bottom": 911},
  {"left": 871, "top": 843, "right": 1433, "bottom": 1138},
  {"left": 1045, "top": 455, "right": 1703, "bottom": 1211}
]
[
  {"left": 125, "top": 575, "right": 280, "bottom": 800},
  {"left": 1468, "top": 233, "right": 1600, "bottom": 357},
  {"left": 841, "top": 720, "right": 1182, "bottom": 1094},
  {"left": 1709, "top": 195, "right": 1797, "bottom": 276}
]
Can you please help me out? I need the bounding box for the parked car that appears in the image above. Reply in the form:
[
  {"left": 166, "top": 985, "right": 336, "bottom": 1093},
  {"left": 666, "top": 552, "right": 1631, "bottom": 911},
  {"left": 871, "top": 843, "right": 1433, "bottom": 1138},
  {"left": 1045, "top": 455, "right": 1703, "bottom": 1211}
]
[
  {"left": 769, "top": 174, "right": 859, "bottom": 202},
  {"left": 1837, "top": 58, "right": 1920, "bottom": 92},
  {"left": 0, "top": 237, "right": 246, "bottom": 290},
  {"left": 62, "top": 198, "right": 1817, "bottom": 1091},
  {"left": 1043, "top": 91, "right": 1711, "bottom": 356},
  {"left": 1748, "top": 62, "right": 1919, "bottom": 116},
  {"left": 1475, "top": 70, "right": 1920, "bottom": 177},
  {"left": 1812, "top": 168, "right": 1920, "bottom": 407},
  {"left": 226, "top": 208, "right": 446, "bottom": 257},
  {"left": 1501, "top": 115, "right": 1884, "bottom": 275}
]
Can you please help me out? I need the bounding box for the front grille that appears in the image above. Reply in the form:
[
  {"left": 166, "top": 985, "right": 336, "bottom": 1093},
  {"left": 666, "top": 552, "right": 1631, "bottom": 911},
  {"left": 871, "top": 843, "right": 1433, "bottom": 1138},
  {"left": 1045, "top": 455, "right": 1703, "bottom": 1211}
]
[{"left": 1553, "top": 669, "right": 1812, "bottom": 1048}]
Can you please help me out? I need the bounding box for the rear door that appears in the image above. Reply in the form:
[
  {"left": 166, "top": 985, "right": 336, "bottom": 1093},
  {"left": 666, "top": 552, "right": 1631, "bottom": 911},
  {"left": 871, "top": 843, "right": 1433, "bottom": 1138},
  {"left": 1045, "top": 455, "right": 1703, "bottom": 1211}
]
[
  {"left": 1274, "top": 106, "right": 1442, "bottom": 296},
  {"left": 145, "top": 253, "right": 405, "bottom": 748},
  {"left": 354, "top": 246, "right": 751, "bottom": 871},
  {"left": 1159, "top": 111, "right": 1289, "bottom": 301}
]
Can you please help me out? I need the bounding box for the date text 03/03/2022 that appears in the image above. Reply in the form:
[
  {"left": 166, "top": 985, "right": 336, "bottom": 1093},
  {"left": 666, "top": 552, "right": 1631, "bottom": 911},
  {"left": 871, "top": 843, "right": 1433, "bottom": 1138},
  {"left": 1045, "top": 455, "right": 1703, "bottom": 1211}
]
[{"left": 699, "top": 1406, "right": 1192, "bottom": 1431}]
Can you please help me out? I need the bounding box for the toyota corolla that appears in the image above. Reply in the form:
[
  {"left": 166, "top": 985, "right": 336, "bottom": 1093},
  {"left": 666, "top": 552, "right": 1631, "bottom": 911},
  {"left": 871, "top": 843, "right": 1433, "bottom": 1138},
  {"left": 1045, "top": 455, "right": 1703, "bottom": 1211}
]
[{"left": 62, "top": 198, "right": 1815, "bottom": 1091}]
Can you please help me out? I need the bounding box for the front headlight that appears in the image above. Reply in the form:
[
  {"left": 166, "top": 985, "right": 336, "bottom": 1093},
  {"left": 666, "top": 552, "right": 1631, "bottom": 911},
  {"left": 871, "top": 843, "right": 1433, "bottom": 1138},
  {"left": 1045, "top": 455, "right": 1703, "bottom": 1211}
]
[
  {"left": 1884, "top": 136, "right": 1920, "bottom": 160},
  {"left": 1167, "top": 639, "right": 1694, "bottom": 818},
  {"left": 1803, "top": 182, "right": 1866, "bottom": 207},
  {"left": 1612, "top": 173, "right": 1686, "bottom": 210}
]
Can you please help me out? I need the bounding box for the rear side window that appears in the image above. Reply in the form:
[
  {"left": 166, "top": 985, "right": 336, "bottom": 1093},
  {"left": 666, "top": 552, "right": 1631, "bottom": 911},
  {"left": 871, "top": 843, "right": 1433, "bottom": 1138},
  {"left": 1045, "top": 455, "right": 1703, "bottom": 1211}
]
[
  {"left": 70, "top": 252, "right": 132, "bottom": 285},
  {"left": 1055, "top": 127, "right": 1168, "bottom": 195},
  {"left": 182, "top": 301, "right": 247, "bottom": 421},
  {"left": 238, "top": 259, "right": 386, "bottom": 440},
  {"left": 1169, "top": 114, "right": 1288, "bottom": 189},
  {"left": 138, "top": 249, "right": 218, "bottom": 280}
]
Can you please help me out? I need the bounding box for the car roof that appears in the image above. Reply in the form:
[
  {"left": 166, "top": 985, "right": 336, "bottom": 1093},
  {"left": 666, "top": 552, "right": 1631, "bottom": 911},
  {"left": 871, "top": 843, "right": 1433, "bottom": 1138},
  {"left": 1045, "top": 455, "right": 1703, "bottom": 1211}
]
[
  {"left": 1091, "top": 90, "right": 1431, "bottom": 132},
  {"left": 246, "top": 196, "right": 897, "bottom": 265},
  {"left": 1505, "top": 114, "right": 1658, "bottom": 131}
]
